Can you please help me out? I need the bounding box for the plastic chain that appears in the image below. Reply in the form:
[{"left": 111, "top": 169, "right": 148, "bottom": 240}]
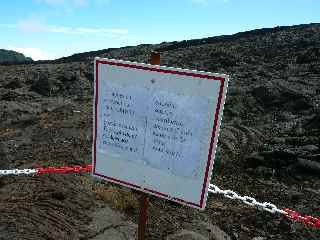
[
  {"left": 284, "top": 208, "right": 320, "bottom": 228},
  {"left": 36, "top": 164, "right": 92, "bottom": 175}
]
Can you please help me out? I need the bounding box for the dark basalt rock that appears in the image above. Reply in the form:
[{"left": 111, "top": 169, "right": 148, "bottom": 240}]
[
  {"left": 251, "top": 84, "right": 312, "bottom": 112},
  {"left": 0, "top": 23, "right": 320, "bottom": 240},
  {"left": 30, "top": 71, "right": 58, "bottom": 96},
  {"left": 4, "top": 77, "right": 21, "bottom": 89}
]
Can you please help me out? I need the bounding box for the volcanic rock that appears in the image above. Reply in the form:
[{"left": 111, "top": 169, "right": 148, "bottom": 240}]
[{"left": 1, "top": 23, "right": 320, "bottom": 240}]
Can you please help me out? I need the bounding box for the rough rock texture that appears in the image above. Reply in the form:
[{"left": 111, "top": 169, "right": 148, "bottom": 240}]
[
  {"left": 166, "top": 220, "right": 231, "bottom": 240},
  {"left": 166, "top": 230, "right": 207, "bottom": 240},
  {"left": 87, "top": 207, "right": 137, "bottom": 240},
  {"left": 0, "top": 23, "right": 320, "bottom": 239}
]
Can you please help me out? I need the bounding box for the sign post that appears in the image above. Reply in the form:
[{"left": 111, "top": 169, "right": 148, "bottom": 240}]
[
  {"left": 93, "top": 50, "right": 228, "bottom": 239},
  {"left": 138, "top": 51, "right": 160, "bottom": 240},
  {"left": 138, "top": 192, "right": 149, "bottom": 240}
]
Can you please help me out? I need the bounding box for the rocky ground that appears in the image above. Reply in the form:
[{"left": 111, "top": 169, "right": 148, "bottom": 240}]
[{"left": 0, "top": 23, "right": 319, "bottom": 239}]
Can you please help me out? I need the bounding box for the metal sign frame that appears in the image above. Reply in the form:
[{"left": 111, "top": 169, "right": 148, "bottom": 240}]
[{"left": 92, "top": 57, "right": 228, "bottom": 209}]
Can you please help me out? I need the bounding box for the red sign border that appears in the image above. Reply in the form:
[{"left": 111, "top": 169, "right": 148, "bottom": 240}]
[{"left": 93, "top": 59, "right": 226, "bottom": 209}]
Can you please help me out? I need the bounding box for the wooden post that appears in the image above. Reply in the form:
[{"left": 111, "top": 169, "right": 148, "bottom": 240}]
[
  {"left": 150, "top": 51, "right": 160, "bottom": 65},
  {"left": 138, "top": 193, "right": 149, "bottom": 240},
  {"left": 137, "top": 51, "right": 160, "bottom": 240}
]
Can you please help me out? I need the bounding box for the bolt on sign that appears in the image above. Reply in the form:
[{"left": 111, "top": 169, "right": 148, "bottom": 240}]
[{"left": 92, "top": 57, "right": 229, "bottom": 209}]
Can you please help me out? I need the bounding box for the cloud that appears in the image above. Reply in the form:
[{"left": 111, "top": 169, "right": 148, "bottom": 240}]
[
  {"left": 3, "top": 19, "right": 128, "bottom": 36},
  {"left": 8, "top": 47, "right": 56, "bottom": 60},
  {"left": 17, "top": 19, "right": 45, "bottom": 32},
  {"left": 73, "top": 27, "right": 128, "bottom": 35}
]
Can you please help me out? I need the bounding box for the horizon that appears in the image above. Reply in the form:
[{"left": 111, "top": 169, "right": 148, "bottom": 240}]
[{"left": 1, "top": 0, "right": 319, "bottom": 60}]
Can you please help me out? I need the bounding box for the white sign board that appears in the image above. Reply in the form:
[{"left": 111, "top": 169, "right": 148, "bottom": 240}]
[{"left": 92, "top": 57, "right": 228, "bottom": 209}]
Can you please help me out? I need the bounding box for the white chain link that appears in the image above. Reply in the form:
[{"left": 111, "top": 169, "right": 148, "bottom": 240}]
[
  {"left": 209, "top": 184, "right": 287, "bottom": 215},
  {"left": 0, "top": 168, "right": 37, "bottom": 176}
]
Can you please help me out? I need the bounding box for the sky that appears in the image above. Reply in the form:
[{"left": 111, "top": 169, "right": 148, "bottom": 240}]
[{"left": 0, "top": 0, "right": 319, "bottom": 60}]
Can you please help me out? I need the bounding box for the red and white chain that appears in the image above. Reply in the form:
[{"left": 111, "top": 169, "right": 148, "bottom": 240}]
[
  {"left": 209, "top": 184, "right": 320, "bottom": 228},
  {"left": 36, "top": 164, "right": 92, "bottom": 175},
  {"left": 0, "top": 168, "right": 37, "bottom": 176},
  {"left": 209, "top": 184, "right": 287, "bottom": 214},
  {"left": 1, "top": 165, "right": 319, "bottom": 228},
  {"left": 0, "top": 165, "right": 92, "bottom": 176}
]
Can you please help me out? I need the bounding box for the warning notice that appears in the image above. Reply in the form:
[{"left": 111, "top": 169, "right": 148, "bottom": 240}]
[
  {"left": 99, "top": 82, "right": 208, "bottom": 179},
  {"left": 93, "top": 58, "right": 228, "bottom": 209}
]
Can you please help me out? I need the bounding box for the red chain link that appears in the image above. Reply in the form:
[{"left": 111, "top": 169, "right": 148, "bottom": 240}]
[
  {"left": 283, "top": 208, "right": 320, "bottom": 228},
  {"left": 36, "top": 164, "right": 92, "bottom": 175}
]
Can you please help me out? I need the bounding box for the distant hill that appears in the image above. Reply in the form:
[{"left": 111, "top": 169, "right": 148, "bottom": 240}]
[
  {"left": 49, "top": 23, "right": 320, "bottom": 63},
  {"left": 0, "top": 49, "right": 33, "bottom": 63},
  {"left": 2, "top": 23, "right": 319, "bottom": 65}
]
